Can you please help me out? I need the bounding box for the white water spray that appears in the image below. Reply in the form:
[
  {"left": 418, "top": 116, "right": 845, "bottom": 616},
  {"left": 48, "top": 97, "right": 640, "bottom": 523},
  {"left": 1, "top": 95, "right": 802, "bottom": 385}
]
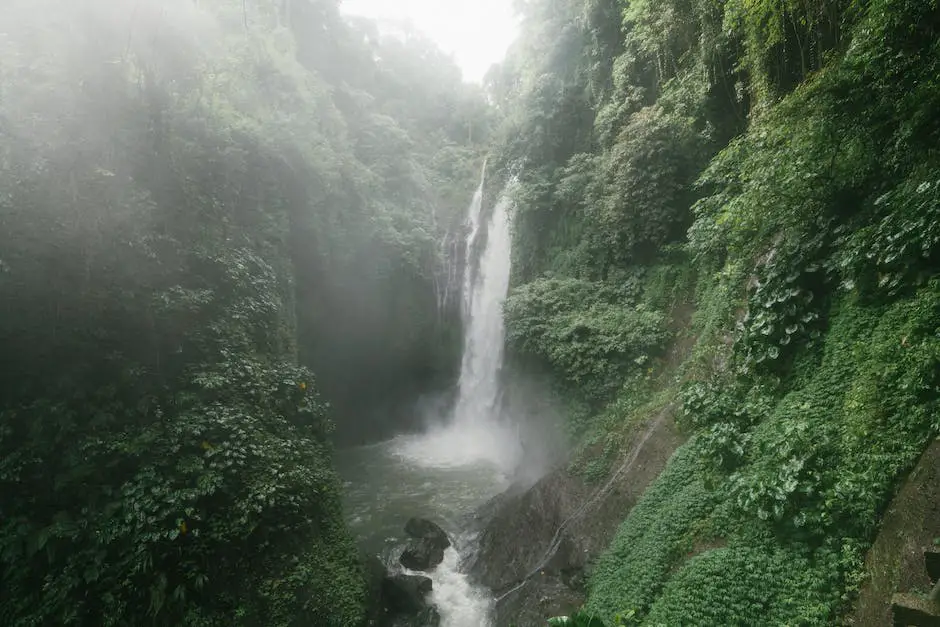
[
  {"left": 426, "top": 548, "right": 495, "bottom": 627},
  {"left": 455, "top": 183, "right": 510, "bottom": 427}
]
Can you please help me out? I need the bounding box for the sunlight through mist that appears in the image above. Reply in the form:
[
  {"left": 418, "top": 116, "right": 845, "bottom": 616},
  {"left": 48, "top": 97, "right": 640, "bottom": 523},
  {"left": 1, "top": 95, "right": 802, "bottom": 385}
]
[{"left": 340, "top": 0, "right": 517, "bottom": 82}]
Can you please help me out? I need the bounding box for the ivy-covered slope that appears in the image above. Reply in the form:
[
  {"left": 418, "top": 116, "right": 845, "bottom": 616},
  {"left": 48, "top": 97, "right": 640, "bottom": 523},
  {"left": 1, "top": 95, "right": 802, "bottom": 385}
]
[
  {"left": 487, "top": 0, "right": 940, "bottom": 623},
  {"left": 0, "top": 0, "right": 486, "bottom": 624}
]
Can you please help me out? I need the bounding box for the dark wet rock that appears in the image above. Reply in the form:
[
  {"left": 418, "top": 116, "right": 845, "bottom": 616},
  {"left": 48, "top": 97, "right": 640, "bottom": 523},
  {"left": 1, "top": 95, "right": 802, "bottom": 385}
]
[
  {"left": 399, "top": 539, "right": 445, "bottom": 571},
  {"left": 852, "top": 439, "right": 940, "bottom": 625},
  {"left": 361, "top": 551, "right": 441, "bottom": 627},
  {"left": 382, "top": 574, "right": 433, "bottom": 614},
  {"left": 494, "top": 570, "right": 586, "bottom": 627},
  {"left": 398, "top": 517, "right": 450, "bottom": 571},
  {"left": 468, "top": 411, "right": 684, "bottom": 627},
  {"left": 362, "top": 552, "right": 390, "bottom": 626},
  {"left": 388, "top": 606, "right": 441, "bottom": 627},
  {"left": 405, "top": 517, "right": 451, "bottom": 551}
]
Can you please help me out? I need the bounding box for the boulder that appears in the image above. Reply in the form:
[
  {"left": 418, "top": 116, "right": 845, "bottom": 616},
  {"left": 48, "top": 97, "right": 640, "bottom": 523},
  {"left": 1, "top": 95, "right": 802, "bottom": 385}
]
[
  {"left": 400, "top": 539, "right": 445, "bottom": 571},
  {"left": 382, "top": 574, "right": 433, "bottom": 614},
  {"left": 890, "top": 592, "right": 940, "bottom": 626},
  {"left": 388, "top": 606, "right": 441, "bottom": 627},
  {"left": 404, "top": 517, "right": 451, "bottom": 551},
  {"left": 399, "top": 517, "right": 451, "bottom": 571}
]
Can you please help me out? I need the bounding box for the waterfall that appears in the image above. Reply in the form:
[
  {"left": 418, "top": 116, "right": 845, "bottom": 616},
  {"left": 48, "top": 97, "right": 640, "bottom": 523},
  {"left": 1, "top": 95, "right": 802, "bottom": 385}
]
[
  {"left": 460, "top": 162, "right": 486, "bottom": 319},
  {"left": 393, "top": 169, "right": 520, "bottom": 470},
  {"left": 434, "top": 159, "right": 484, "bottom": 323},
  {"left": 453, "top": 186, "right": 512, "bottom": 429}
]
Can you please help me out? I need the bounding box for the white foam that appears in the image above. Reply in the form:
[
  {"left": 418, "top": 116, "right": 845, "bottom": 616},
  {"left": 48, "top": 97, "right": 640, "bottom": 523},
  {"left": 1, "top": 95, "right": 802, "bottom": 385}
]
[
  {"left": 427, "top": 548, "right": 494, "bottom": 627},
  {"left": 388, "top": 420, "right": 521, "bottom": 471},
  {"left": 452, "top": 192, "right": 514, "bottom": 434}
]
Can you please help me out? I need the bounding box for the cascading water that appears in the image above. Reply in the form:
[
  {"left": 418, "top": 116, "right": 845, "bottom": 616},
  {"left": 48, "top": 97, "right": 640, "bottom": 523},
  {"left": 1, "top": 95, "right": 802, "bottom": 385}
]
[
  {"left": 395, "top": 172, "right": 520, "bottom": 469},
  {"left": 338, "top": 167, "right": 518, "bottom": 627},
  {"left": 458, "top": 165, "right": 506, "bottom": 424},
  {"left": 461, "top": 161, "right": 487, "bottom": 312}
]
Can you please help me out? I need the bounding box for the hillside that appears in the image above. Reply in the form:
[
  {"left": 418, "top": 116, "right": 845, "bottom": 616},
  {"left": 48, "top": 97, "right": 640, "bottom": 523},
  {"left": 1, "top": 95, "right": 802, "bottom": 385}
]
[{"left": 479, "top": 0, "right": 940, "bottom": 624}]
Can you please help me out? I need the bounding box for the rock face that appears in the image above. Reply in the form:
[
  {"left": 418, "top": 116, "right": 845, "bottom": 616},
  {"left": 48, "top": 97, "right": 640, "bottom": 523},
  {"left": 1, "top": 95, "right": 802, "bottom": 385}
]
[
  {"left": 400, "top": 541, "right": 445, "bottom": 571},
  {"left": 379, "top": 574, "right": 440, "bottom": 627},
  {"left": 361, "top": 551, "right": 441, "bottom": 627},
  {"left": 399, "top": 518, "right": 451, "bottom": 571},
  {"left": 405, "top": 518, "right": 452, "bottom": 550},
  {"left": 383, "top": 575, "right": 433, "bottom": 614},
  {"left": 851, "top": 439, "right": 940, "bottom": 626},
  {"left": 467, "top": 411, "right": 684, "bottom": 626}
]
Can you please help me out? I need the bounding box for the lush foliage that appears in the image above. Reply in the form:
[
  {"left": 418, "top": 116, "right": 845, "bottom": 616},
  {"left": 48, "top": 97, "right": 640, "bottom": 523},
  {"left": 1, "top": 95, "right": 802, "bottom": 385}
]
[
  {"left": 504, "top": 278, "right": 668, "bottom": 404},
  {"left": 492, "top": 0, "right": 940, "bottom": 624},
  {"left": 0, "top": 0, "right": 488, "bottom": 624},
  {"left": 586, "top": 445, "right": 716, "bottom": 622},
  {"left": 548, "top": 612, "right": 613, "bottom": 626}
]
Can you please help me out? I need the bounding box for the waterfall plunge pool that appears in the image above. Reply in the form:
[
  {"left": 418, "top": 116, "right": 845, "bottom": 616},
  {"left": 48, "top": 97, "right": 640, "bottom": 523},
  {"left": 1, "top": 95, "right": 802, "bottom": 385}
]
[{"left": 337, "top": 429, "right": 513, "bottom": 627}]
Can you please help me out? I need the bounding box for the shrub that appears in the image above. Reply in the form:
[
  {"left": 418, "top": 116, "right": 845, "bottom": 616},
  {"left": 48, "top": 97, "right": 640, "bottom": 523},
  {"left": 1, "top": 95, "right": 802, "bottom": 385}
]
[{"left": 505, "top": 278, "right": 669, "bottom": 403}]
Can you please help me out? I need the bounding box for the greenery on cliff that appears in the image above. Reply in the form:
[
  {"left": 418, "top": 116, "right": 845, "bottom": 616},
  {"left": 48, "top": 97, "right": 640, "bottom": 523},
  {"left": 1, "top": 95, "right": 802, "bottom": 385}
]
[
  {"left": 4, "top": 0, "right": 939, "bottom": 624},
  {"left": 490, "top": 0, "right": 940, "bottom": 623},
  {"left": 0, "top": 1, "right": 485, "bottom": 624}
]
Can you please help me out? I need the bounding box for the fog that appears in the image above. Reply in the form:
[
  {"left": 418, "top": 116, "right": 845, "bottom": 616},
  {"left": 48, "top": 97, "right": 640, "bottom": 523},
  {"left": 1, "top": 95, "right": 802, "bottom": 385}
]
[
  {"left": 0, "top": 0, "right": 495, "bottom": 438},
  {"left": 0, "top": 3, "right": 555, "bottom": 624},
  {"left": 341, "top": 0, "right": 518, "bottom": 82}
]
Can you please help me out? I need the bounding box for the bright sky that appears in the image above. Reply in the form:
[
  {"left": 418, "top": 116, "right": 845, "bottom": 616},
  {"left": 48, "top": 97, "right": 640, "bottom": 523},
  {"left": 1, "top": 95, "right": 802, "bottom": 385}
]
[{"left": 340, "top": 0, "right": 518, "bottom": 83}]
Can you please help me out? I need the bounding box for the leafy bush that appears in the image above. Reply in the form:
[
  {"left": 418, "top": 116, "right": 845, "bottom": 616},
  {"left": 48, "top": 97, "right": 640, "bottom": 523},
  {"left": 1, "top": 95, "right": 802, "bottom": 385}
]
[
  {"left": 505, "top": 278, "right": 669, "bottom": 403},
  {"left": 678, "top": 381, "right": 773, "bottom": 474},
  {"left": 586, "top": 106, "right": 705, "bottom": 270},
  {"left": 644, "top": 546, "right": 839, "bottom": 625},
  {"left": 549, "top": 612, "right": 609, "bottom": 626},
  {"left": 837, "top": 166, "right": 940, "bottom": 297},
  {"left": 0, "top": 253, "right": 367, "bottom": 626},
  {"left": 731, "top": 287, "right": 940, "bottom": 538},
  {"left": 736, "top": 232, "right": 830, "bottom": 375}
]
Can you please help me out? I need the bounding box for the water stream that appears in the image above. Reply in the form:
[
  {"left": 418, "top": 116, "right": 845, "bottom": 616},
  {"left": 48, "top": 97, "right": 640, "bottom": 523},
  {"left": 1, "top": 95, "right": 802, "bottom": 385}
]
[{"left": 338, "top": 172, "right": 518, "bottom": 626}]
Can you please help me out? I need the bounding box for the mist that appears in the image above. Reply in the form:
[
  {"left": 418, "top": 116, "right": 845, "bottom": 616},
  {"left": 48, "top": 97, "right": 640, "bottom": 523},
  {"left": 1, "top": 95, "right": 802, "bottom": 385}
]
[{"left": 0, "top": 1, "right": 520, "bottom": 624}]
